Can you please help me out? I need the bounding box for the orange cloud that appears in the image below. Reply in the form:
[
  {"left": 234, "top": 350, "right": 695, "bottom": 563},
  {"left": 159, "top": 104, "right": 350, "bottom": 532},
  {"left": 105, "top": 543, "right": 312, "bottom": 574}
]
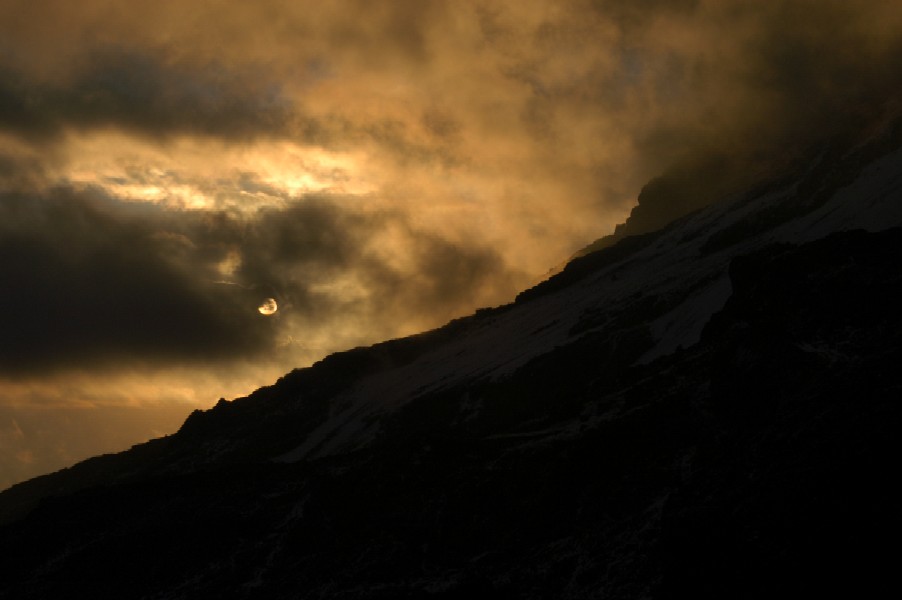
[{"left": 2, "top": 0, "right": 901, "bottom": 488}]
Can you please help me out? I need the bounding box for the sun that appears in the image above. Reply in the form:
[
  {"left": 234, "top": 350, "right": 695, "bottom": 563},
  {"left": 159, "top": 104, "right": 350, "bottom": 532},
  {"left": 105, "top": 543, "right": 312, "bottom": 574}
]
[{"left": 258, "top": 298, "right": 278, "bottom": 316}]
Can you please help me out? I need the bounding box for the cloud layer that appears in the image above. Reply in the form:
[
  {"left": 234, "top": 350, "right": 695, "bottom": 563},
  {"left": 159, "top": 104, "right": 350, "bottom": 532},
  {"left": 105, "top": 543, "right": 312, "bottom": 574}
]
[
  {"left": 1, "top": 0, "right": 901, "bottom": 487},
  {"left": 0, "top": 188, "right": 521, "bottom": 376}
]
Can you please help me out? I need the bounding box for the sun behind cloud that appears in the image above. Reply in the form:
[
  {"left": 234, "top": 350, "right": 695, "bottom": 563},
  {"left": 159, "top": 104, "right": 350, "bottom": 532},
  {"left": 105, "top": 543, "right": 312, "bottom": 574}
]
[{"left": 258, "top": 298, "right": 278, "bottom": 316}]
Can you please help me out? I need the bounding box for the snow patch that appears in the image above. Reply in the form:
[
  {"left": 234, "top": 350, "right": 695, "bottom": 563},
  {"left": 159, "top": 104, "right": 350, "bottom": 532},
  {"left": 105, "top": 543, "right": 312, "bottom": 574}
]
[{"left": 638, "top": 275, "right": 733, "bottom": 364}]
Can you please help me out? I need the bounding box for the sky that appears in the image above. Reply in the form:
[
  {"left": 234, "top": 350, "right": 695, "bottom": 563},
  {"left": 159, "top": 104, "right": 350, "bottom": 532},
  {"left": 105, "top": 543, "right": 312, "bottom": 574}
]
[{"left": 2, "top": 0, "right": 901, "bottom": 489}]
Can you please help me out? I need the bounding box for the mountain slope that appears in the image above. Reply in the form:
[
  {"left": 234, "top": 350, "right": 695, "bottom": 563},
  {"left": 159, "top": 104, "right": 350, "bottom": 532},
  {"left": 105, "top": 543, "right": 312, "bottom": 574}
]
[{"left": 1, "top": 121, "right": 901, "bottom": 598}]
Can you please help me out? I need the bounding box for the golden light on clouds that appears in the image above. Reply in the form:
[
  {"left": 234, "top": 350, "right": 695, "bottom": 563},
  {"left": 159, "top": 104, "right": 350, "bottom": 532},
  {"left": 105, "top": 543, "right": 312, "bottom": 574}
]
[
  {"left": 2, "top": 0, "right": 901, "bottom": 489},
  {"left": 57, "top": 133, "right": 375, "bottom": 212}
]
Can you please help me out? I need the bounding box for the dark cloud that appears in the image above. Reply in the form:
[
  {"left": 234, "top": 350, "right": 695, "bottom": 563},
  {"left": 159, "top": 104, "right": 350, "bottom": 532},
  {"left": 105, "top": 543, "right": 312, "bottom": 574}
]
[
  {"left": 234, "top": 198, "right": 526, "bottom": 332},
  {"left": 658, "top": 2, "right": 900, "bottom": 155},
  {"left": 0, "top": 188, "right": 524, "bottom": 376},
  {"left": 587, "top": 0, "right": 701, "bottom": 27},
  {"left": 381, "top": 232, "right": 516, "bottom": 324},
  {"left": 0, "top": 189, "right": 273, "bottom": 375},
  {"left": 742, "top": 2, "right": 902, "bottom": 139},
  {"left": 0, "top": 49, "right": 293, "bottom": 143},
  {"left": 567, "top": 0, "right": 902, "bottom": 238},
  {"left": 0, "top": 152, "right": 46, "bottom": 189}
]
